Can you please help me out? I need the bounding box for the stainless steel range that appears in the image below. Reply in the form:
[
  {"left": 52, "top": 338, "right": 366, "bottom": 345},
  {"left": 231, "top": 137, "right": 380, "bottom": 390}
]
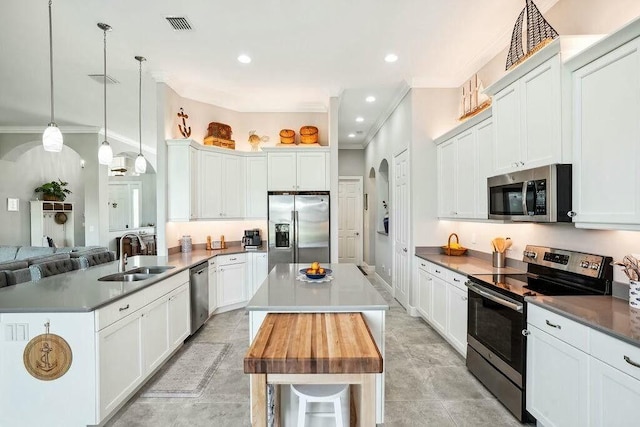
[{"left": 465, "top": 245, "right": 613, "bottom": 422}]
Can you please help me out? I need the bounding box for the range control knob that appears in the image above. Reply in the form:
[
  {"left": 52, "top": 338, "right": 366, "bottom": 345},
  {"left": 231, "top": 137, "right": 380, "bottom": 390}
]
[
  {"left": 523, "top": 250, "right": 537, "bottom": 259},
  {"left": 580, "top": 260, "right": 591, "bottom": 268}
]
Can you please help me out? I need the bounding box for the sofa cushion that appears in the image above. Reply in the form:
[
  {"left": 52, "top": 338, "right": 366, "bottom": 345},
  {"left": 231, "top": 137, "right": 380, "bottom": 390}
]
[
  {"left": 81, "top": 251, "right": 116, "bottom": 267},
  {"left": 26, "top": 253, "right": 71, "bottom": 266},
  {"left": 16, "top": 246, "right": 55, "bottom": 260},
  {"left": 54, "top": 247, "right": 73, "bottom": 254},
  {"left": 30, "top": 258, "right": 82, "bottom": 280},
  {"left": 0, "top": 260, "right": 29, "bottom": 271},
  {"left": 0, "top": 271, "right": 8, "bottom": 288},
  {"left": 5, "top": 268, "right": 33, "bottom": 285},
  {"left": 69, "top": 247, "right": 109, "bottom": 258},
  {"left": 0, "top": 246, "right": 19, "bottom": 263}
]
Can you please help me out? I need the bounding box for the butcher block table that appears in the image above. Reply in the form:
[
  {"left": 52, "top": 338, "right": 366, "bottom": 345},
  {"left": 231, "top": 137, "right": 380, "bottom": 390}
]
[{"left": 244, "top": 312, "right": 383, "bottom": 427}]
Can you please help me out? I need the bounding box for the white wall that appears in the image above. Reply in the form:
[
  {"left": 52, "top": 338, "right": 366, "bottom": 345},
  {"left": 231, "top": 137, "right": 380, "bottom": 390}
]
[{"left": 338, "top": 149, "right": 365, "bottom": 177}]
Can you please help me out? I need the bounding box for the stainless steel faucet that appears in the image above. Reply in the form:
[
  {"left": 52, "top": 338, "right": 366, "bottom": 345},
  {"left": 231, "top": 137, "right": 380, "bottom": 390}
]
[{"left": 119, "top": 232, "right": 147, "bottom": 272}]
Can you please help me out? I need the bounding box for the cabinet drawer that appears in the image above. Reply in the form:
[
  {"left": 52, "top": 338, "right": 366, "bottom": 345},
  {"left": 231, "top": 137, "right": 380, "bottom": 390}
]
[
  {"left": 217, "top": 253, "right": 247, "bottom": 266},
  {"left": 591, "top": 328, "right": 640, "bottom": 382},
  {"left": 448, "top": 271, "right": 468, "bottom": 291},
  {"left": 429, "top": 263, "right": 447, "bottom": 279},
  {"left": 527, "top": 304, "right": 589, "bottom": 352},
  {"left": 416, "top": 258, "right": 429, "bottom": 272}
]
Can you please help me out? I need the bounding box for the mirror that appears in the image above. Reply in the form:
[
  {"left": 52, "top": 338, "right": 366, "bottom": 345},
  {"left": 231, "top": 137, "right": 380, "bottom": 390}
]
[{"left": 108, "top": 152, "right": 156, "bottom": 232}]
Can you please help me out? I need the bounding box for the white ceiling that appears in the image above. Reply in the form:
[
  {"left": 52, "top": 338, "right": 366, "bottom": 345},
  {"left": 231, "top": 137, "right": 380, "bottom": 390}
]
[{"left": 0, "top": 0, "right": 559, "bottom": 148}]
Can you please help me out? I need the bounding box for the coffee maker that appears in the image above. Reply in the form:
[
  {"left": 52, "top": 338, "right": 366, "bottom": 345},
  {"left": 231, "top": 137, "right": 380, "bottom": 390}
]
[{"left": 242, "top": 229, "right": 262, "bottom": 249}]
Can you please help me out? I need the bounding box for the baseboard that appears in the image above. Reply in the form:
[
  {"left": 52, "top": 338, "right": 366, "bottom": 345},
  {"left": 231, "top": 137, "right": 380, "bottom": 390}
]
[
  {"left": 375, "top": 272, "right": 393, "bottom": 295},
  {"left": 407, "top": 306, "right": 420, "bottom": 317},
  {"left": 211, "top": 301, "right": 246, "bottom": 315},
  {"left": 361, "top": 262, "right": 376, "bottom": 275}
]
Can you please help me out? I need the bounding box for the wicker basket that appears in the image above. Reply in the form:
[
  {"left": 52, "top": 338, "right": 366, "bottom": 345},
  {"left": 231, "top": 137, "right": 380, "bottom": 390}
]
[
  {"left": 279, "top": 129, "right": 296, "bottom": 144},
  {"left": 207, "top": 122, "right": 232, "bottom": 140},
  {"left": 441, "top": 233, "right": 467, "bottom": 256},
  {"left": 300, "top": 126, "right": 318, "bottom": 144},
  {"left": 203, "top": 136, "right": 235, "bottom": 150}
]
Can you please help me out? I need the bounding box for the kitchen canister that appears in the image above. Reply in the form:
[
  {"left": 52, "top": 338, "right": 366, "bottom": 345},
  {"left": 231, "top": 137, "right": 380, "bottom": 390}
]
[
  {"left": 180, "top": 235, "right": 192, "bottom": 253},
  {"left": 629, "top": 280, "right": 640, "bottom": 308},
  {"left": 492, "top": 252, "right": 506, "bottom": 268}
]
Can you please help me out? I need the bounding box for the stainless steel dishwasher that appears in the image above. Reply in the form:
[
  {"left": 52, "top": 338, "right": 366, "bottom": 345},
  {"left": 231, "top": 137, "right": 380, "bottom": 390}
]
[{"left": 189, "top": 261, "right": 209, "bottom": 334}]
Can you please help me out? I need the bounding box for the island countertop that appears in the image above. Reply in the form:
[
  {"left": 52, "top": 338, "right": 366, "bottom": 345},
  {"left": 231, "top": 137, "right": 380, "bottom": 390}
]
[{"left": 246, "top": 263, "right": 389, "bottom": 312}]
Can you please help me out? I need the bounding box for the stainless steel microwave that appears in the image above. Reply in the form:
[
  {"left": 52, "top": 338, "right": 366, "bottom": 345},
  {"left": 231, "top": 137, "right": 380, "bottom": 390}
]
[{"left": 487, "top": 164, "right": 572, "bottom": 222}]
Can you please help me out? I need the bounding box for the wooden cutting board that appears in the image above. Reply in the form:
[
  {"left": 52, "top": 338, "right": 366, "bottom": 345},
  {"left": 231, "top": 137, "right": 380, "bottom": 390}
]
[{"left": 244, "top": 312, "right": 382, "bottom": 374}]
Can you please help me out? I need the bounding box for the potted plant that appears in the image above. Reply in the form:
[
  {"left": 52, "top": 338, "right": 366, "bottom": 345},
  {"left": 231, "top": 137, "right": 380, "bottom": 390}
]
[
  {"left": 382, "top": 200, "right": 389, "bottom": 234},
  {"left": 34, "top": 179, "right": 72, "bottom": 201}
]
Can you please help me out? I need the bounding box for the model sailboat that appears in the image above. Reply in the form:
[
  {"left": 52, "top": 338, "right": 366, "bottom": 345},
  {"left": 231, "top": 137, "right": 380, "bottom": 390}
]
[
  {"left": 505, "top": 0, "right": 559, "bottom": 70},
  {"left": 459, "top": 74, "right": 491, "bottom": 121}
]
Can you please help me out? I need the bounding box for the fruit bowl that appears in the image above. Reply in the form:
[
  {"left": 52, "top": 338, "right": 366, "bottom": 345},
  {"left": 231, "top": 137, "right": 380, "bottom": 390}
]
[{"left": 299, "top": 268, "right": 332, "bottom": 280}]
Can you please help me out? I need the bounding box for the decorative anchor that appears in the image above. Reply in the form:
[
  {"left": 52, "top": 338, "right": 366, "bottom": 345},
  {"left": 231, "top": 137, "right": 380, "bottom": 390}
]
[
  {"left": 37, "top": 321, "right": 57, "bottom": 372},
  {"left": 177, "top": 108, "right": 191, "bottom": 138}
]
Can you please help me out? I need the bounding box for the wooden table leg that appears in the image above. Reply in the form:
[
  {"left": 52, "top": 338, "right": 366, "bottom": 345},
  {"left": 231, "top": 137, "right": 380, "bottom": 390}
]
[
  {"left": 359, "top": 374, "right": 376, "bottom": 427},
  {"left": 251, "top": 374, "right": 267, "bottom": 427}
]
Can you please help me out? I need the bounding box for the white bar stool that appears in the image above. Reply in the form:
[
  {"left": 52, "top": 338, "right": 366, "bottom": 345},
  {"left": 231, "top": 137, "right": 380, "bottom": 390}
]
[{"left": 291, "top": 384, "right": 350, "bottom": 427}]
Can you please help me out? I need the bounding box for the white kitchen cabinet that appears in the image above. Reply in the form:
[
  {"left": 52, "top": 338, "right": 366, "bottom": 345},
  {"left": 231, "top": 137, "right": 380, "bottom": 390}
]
[
  {"left": 416, "top": 260, "right": 432, "bottom": 320},
  {"left": 430, "top": 274, "right": 447, "bottom": 336},
  {"left": 436, "top": 116, "right": 493, "bottom": 220},
  {"left": 167, "top": 283, "right": 190, "bottom": 348},
  {"left": 98, "top": 311, "right": 144, "bottom": 417},
  {"left": 141, "top": 296, "right": 170, "bottom": 374},
  {"left": 490, "top": 55, "right": 562, "bottom": 174},
  {"left": 266, "top": 149, "right": 330, "bottom": 191},
  {"left": 446, "top": 284, "right": 468, "bottom": 356},
  {"left": 590, "top": 357, "right": 640, "bottom": 427},
  {"left": 217, "top": 255, "right": 247, "bottom": 307},
  {"left": 208, "top": 258, "right": 218, "bottom": 316},
  {"left": 167, "top": 143, "right": 199, "bottom": 221},
  {"left": 199, "top": 151, "right": 245, "bottom": 219},
  {"left": 246, "top": 155, "right": 268, "bottom": 218},
  {"left": 526, "top": 324, "right": 590, "bottom": 427},
  {"left": 570, "top": 38, "right": 640, "bottom": 229},
  {"left": 251, "top": 252, "right": 269, "bottom": 297}
]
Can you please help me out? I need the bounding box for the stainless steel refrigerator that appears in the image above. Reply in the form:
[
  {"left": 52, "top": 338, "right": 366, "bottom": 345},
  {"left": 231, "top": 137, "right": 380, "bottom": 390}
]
[{"left": 268, "top": 192, "right": 330, "bottom": 272}]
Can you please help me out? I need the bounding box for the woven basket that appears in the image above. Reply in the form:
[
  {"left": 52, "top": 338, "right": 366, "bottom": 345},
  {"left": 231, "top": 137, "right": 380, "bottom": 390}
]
[
  {"left": 300, "top": 126, "right": 318, "bottom": 144},
  {"left": 279, "top": 129, "right": 295, "bottom": 144},
  {"left": 441, "top": 233, "right": 467, "bottom": 256},
  {"left": 203, "top": 136, "right": 235, "bottom": 150},
  {"left": 207, "top": 122, "right": 232, "bottom": 140}
]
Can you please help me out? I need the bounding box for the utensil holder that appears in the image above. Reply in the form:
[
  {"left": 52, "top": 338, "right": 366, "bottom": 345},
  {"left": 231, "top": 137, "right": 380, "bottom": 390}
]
[{"left": 492, "top": 252, "right": 505, "bottom": 268}]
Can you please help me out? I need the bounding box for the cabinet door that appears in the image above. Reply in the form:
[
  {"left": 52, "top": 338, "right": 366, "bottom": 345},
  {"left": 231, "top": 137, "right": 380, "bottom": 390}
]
[
  {"left": 417, "top": 266, "right": 432, "bottom": 321},
  {"left": 297, "top": 152, "right": 328, "bottom": 191},
  {"left": 493, "top": 82, "right": 522, "bottom": 174},
  {"left": 526, "top": 325, "right": 589, "bottom": 427},
  {"left": 222, "top": 154, "right": 245, "bottom": 217},
  {"left": 246, "top": 156, "right": 268, "bottom": 218},
  {"left": 218, "top": 262, "right": 247, "bottom": 307},
  {"left": 521, "top": 56, "right": 561, "bottom": 168},
  {"left": 446, "top": 285, "right": 468, "bottom": 356},
  {"left": 437, "top": 139, "right": 457, "bottom": 218},
  {"left": 252, "top": 252, "right": 269, "bottom": 297},
  {"left": 208, "top": 259, "right": 217, "bottom": 316},
  {"left": 590, "top": 357, "right": 640, "bottom": 427},
  {"left": 167, "top": 144, "right": 193, "bottom": 221},
  {"left": 572, "top": 39, "right": 640, "bottom": 226},
  {"left": 97, "top": 312, "right": 144, "bottom": 417},
  {"left": 189, "top": 147, "right": 199, "bottom": 220},
  {"left": 475, "top": 119, "right": 493, "bottom": 219},
  {"left": 141, "top": 296, "right": 170, "bottom": 373},
  {"left": 455, "top": 130, "right": 476, "bottom": 218},
  {"left": 200, "top": 151, "right": 223, "bottom": 219},
  {"left": 268, "top": 152, "right": 297, "bottom": 191},
  {"left": 430, "top": 275, "right": 447, "bottom": 335},
  {"left": 168, "top": 283, "right": 190, "bottom": 348}
]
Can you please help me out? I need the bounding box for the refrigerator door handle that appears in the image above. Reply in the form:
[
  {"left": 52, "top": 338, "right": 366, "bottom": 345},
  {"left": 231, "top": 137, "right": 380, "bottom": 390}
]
[
  {"left": 295, "top": 210, "right": 300, "bottom": 263},
  {"left": 291, "top": 210, "right": 296, "bottom": 263}
]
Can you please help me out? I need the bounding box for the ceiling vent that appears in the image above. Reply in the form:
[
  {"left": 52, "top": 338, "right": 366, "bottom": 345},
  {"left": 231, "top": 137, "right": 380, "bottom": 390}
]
[
  {"left": 88, "top": 74, "right": 119, "bottom": 84},
  {"left": 165, "top": 16, "right": 193, "bottom": 31}
]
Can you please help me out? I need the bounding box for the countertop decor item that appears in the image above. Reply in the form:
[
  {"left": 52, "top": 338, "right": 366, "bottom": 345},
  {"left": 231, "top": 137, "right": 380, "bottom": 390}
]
[
  {"left": 97, "top": 23, "right": 114, "bottom": 165},
  {"left": 178, "top": 108, "right": 191, "bottom": 138},
  {"left": 441, "top": 233, "right": 467, "bottom": 256},
  {"left": 34, "top": 179, "right": 71, "bottom": 201},
  {"left": 42, "top": 0, "right": 63, "bottom": 153},
  {"left": 23, "top": 321, "right": 72, "bottom": 381},
  {"left": 300, "top": 126, "right": 319, "bottom": 144},
  {"left": 505, "top": 0, "right": 559, "bottom": 70},
  {"left": 134, "top": 56, "right": 147, "bottom": 174}
]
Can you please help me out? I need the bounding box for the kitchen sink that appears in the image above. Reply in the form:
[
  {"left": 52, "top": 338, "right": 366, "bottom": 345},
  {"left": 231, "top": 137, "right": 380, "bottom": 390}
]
[{"left": 98, "top": 265, "right": 175, "bottom": 282}]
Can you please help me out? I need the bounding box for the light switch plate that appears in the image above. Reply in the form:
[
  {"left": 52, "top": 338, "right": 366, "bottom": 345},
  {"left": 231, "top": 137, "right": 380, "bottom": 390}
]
[{"left": 7, "top": 198, "right": 19, "bottom": 212}]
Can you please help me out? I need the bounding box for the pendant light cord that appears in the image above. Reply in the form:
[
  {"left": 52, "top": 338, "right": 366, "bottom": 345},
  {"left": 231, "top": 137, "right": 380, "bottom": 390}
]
[
  {"left": 138, "top": 59, "right": 142, "bottom": 154},
  {"left": 103, "top": 28, "right": 107, "bottom": 142},
  {"left": 48, "top": 0, "right": 54, "bottom": 124}
]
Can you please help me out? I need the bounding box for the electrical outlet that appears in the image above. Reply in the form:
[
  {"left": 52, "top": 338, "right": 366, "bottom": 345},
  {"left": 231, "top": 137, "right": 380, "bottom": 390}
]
[{"left": 471, "top": 233, "right": 477, "bottom": 244}]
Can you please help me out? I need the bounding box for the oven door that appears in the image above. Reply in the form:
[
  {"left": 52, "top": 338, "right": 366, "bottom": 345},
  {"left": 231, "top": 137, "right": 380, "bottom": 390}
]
[
  {"left": 466, "top": 281, "right": 525, "bottom": 386},
  {"left": 488, "top": 180, "right": 527, "bottom": 220}
]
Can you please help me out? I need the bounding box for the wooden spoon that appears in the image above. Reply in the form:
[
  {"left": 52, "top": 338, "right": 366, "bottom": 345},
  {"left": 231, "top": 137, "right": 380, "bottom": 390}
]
[
  {"left": 504, "top": 238, "right": 512, "bottom": 251},
  {"left": 494, "top": 237, "right": 506, "bottom": 253}
]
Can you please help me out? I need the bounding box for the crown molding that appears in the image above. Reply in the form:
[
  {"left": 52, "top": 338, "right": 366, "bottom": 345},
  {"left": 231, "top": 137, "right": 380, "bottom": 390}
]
[{"left": 0, "top": 125, "right": 100, "bottom": 134}]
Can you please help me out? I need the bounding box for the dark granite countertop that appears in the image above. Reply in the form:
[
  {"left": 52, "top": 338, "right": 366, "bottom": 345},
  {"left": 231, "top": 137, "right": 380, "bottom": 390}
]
[
  {"left": 415, "top": 249, "right": 524, "bottom": 276},
  {"left": 526, "top": 295, "right": 640, "bottom": 348}
]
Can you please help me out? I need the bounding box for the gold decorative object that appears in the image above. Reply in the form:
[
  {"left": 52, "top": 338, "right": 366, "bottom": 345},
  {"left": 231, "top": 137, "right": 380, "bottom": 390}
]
[
  {"left": 299, "top": 126, "right": 318, "bottom": 144},
  {"left": 177, "top": 108, "right": 191, "bottom": 138},
  {"left": 279, "top": 129, "right": 295, "bottom": 144},
  {"left": 23, "top": 321, "right": 72, "bottom": 381}
]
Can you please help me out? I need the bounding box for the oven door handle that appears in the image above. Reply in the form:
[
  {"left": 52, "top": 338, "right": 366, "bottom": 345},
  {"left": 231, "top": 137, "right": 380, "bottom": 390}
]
[
  {"left": 522, "top": 181, "right": 529, "bottom": 216},
  {"left": 466, "top": 281, "right": 524, "bottom": 312}
]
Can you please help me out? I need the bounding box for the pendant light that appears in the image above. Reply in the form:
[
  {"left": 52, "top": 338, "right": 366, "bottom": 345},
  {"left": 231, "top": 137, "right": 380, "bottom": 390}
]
[
  {"left": 134, "top": 56, "right": 147, "bottom": 174},
  {"left": 97, "top": 23, "right": 113, "bottom": 165},
  {"left": 42, "top": 0, "right": 63, "bottom": 152}
]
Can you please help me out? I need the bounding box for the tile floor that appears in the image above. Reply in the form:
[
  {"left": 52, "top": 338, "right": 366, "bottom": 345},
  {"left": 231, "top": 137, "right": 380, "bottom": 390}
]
[{"left": 107, "top": 276, "right": 527, "bottom": 426}]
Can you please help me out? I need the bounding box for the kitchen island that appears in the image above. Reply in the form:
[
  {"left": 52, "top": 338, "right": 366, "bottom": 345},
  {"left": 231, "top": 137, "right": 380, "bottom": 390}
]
[{"left": 246, "top": 263, "right": 389, "bottom": 425}]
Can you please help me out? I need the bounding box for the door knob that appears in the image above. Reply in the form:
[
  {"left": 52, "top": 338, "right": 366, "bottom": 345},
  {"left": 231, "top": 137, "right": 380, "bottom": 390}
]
[
  {"left": 403, "top": 248, "right": 408, "bottom": 253},
  {"left": 355, "top": 232, "right": 360, "bottom": 236}
]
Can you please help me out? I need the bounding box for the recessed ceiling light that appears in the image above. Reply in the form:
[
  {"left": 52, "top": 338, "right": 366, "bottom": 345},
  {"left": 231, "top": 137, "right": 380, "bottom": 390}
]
[
  {"left": 366, "top": 96, "right": 376, "bottom": 103},
  {"left": 355, "top": 117, "right": 364, "bottom": 123},
  {"left": 384, "top": 53, "right": 398, "bottom": 63},
  {"left": 348, "top": 133, "right": 356, "bottom": 138},
  {"left": 237, "top": 54, "right": 252, "bottom": 64}
]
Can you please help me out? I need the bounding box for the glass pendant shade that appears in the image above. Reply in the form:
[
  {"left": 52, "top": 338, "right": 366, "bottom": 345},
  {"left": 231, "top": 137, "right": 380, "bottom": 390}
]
[
  {"left": 134, "top": 154, "right": 147, "bottom": 174},
  {"left": 42, "top": 123, "right": 63, "bottom": 152},
  {"left": 98, "top": 140, "right": 113, "bottom": 165}
]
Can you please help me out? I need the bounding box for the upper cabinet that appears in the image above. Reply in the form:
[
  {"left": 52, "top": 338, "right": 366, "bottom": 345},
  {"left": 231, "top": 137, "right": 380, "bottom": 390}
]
[
  {"left": 245, "top": 155, "right": 268, "bottom": 218},
  {"left": 264, "top": 147, "right": 330, "bottom": 191},
  {"left": 568, "top": 34, "right": 640, "bottom": 230},
  {"left": 488, "top": 52, "right": 563, "bottom": 174},
  {"left": 435, "top": 111, "right": 493, "bottom": 220},
  {"left": 199, "top": 151, "right": 245, "bottom": 219},
  {"left": 167, "top": 143, "right": 199, "bottom": 221}
]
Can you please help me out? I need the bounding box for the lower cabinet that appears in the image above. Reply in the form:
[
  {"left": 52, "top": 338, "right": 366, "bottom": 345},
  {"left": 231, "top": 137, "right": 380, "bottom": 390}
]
[
  {"left": 168, "top": 284, "right": 191, "bottom": 348},
  {"left": 414, "top": 257, "right": 468, "bottom": 357},
  {"left": 251, "top": 252, "right": 269, "bottom": 297},
  {"left": 218, "top": 257, "right": 247, "bottom": 307},
  {"left": 142, "top": 296, "right": 171, "bottom": 373},
  {"left": 590, "top": 357, "right": 640, "bottom": 426}
]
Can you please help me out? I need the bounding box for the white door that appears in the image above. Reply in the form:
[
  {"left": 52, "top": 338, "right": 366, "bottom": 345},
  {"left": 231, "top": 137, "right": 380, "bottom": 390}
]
[
  {"left": 417, "top": 265, "right": 432, "bottom": 320},
  {"left": 246, "top": 156, "right": 268, "bottom": 218},
  {"left": 200, "top": 151, "right": 223, "bottom": 219},
  {"left": 297, "top": 152, "right": 328, "bottom": 191},
  {"left": 168, "top": 284, "right": 190, "bottom": 348},
  {"left": 475, "top": 119, "right": 493, "bottom": 218},
  {"left": 141, "top": 296, "right": 170, "bottom": 373},
  {"left": 108, "top": 184, "right": 130, "bottom": 231},
  {"left": 446, "top": 285, "right": 468, "bottom": 356},
  {"left": 218, "top": 262, "right": 247, "bottom": 306},
  {"left": 590, "top": 357, "right": 640, "bottom": 426},
  {"left": 338, "top": 176, "right": 363, "bottom": 265},
  {"left": 455, "top": 130, "right": 476, "bottom": 218},
  {"left": 437, "top": 139, "right": 456, "bottom": 218},
  {"left": 267, "top": 152, "right": 297, "bottom": 191},
  {"left": 393, "top": 150, "right": 410, "bottom": 308},
  {"left": 222, "top": 154, "right": 245, "bottom": 217},
  {"left": 493, "top": 82, "right": 522, "bottom": 174}
]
